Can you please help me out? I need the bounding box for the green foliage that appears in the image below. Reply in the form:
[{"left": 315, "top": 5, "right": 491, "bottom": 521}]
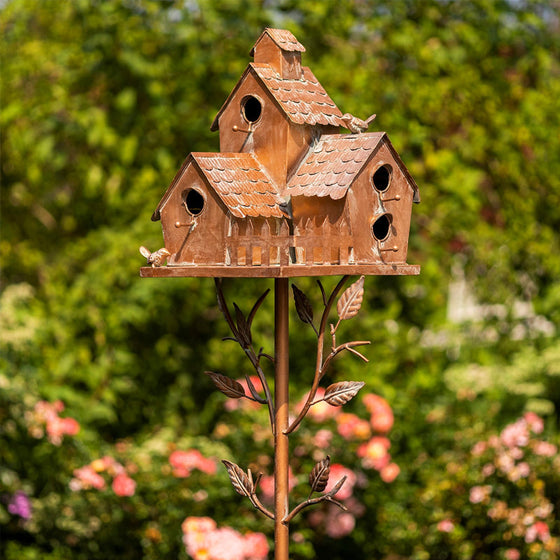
[{"left": 2, "top": 0, "right": 560, "bottom": 558}]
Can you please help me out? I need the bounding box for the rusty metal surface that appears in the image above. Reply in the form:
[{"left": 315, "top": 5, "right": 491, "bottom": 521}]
[
  {"left": 192, "top": 153, "right": 285, "bottom": 218},
  {"left": 287, "top": 132, "right": 385, "bottom": 199},
  {"left": 140, "top": 263, "right": 421, "bottom": 278},
  {"left": 145, "top": 27, "right": 420, "bottom": 275}
]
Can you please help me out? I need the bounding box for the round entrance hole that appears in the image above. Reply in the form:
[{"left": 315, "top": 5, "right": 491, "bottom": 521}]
[
  {"left": 372, "top": 165, "right": 392, "bottom": 192},
  {"left": 372, "top": 213, "right": 392, "bottom": 241},
  {"left": 242, "top": 95, "right": 262, "bottom": 123},
  {"left": 183, "top": 189, "right": 205, "bottom": 216}
]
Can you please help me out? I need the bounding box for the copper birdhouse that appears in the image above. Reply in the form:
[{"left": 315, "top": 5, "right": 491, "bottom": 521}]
[{"left": 142, "top": 28, "right": 420, "bottom": 279}]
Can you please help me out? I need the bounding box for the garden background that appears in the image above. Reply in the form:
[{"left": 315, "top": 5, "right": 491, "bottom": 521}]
[{"left": 1, "top": 1, "right": 559, "bottom": 559}]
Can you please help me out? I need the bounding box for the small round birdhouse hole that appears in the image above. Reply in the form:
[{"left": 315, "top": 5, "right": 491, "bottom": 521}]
[
  {"left": 242, "top": 95, "right": 262, "bottom": 123},
  {"left": 373, "top": 164, "right": 392, "bottom": 192},
  {"left": 183, "top": 189, "right": 205, "bottom": 216},
  {"left": 372, "top": 213, "right": 392, "bottom": 241}
]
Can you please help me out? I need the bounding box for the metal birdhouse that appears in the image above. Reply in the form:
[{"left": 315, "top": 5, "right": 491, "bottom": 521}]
[
  {"left": 140, "top": 29, "right": 421, "bottom": 560},
  {"left": 141, "top": 28, "right": 420, "bottom": 279}
]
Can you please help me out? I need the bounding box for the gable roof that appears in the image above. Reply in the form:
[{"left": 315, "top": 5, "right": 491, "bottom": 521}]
[
  {"left": 250, "top": 28, "right": 305, "bottom": 55},
  {"left": 211, "top": 63, "right": 344, "bottom": 131},
  {"left": 152, "top": 152, "right": 286, "bottom": 221},
  {"left": 193, "top": 153, "right": 286, "bottom": 218},
  {"left": 287, "top": 132, "right": 421, "bottom": 202}
]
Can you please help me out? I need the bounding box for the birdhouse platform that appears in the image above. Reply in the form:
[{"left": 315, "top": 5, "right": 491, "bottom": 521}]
[{"left": 141, "top": 28, "right": 420, "bottom": 279}]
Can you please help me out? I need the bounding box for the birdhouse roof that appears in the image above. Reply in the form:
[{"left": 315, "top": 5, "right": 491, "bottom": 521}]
[
  {"left": 250, "top": 28, "right": 306, "bottom": 55},
  {"left": 287, "top": 132, "right": 420, "bottom": 202},
  {"left": 193, "top": 153, "right": 286, "bottom": 218},
  {"left": 211, "top": 63, "right": 345, "bottom": 131},
  {"left": 152, "top": 152, "right": 287, "bottom": 221}
]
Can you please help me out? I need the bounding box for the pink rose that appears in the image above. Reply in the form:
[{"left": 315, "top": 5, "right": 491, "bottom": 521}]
[
  {"left": 380, "top": 462, "right": 400, "bottom": 483},
  {"left": 243, "top": 531, "right": 269, "bottom": 560},
  {"left": 437, "top": 519, "right": 454, "bottom": 533},
  {"left": 112, "top": 473, "right": 136, "bottom": 497}
]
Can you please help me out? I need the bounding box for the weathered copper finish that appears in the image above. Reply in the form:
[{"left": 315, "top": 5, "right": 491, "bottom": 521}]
[
  {"left": 146, "top": 27, "right": 419, "bottom": 276},
  {"left": 140, "top": 28, "right": 422, "bottom": 560}
]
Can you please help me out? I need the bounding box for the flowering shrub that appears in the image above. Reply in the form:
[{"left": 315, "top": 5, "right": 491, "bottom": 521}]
[
  {"left": 412, "top": 411, "right": 560, "bottom": 560},
  {"left": 70, "top": 455, "right": 137, "bottom": 496},
  {"left": 182, "top": 516, "right": 269, "bottom": 560}
]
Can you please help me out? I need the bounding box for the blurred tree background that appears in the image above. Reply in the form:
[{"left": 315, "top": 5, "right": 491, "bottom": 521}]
[{"left": 1, "top": 0, "right": 559, "bottom": 559}]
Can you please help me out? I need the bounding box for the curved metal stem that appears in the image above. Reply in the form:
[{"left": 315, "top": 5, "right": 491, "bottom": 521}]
[{"left": 284, "top": 276, "right": 350, "bottom": 435}]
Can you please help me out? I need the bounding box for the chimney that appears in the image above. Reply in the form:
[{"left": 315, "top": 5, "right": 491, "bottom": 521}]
[{"left": 251, "top": 29, "right": 305, "bottom": 80}]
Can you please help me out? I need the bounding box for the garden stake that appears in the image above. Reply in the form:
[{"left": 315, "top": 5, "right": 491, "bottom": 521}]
[{"left": 140, "top": 27, "right": 420, "bottom": 559}]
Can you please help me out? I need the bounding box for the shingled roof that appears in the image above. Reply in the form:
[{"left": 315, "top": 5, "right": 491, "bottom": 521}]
[
  {"left": 250, "top": 28, "right": 305, "bottom": 54},
  {"left": 193, "top": 153, "right": 286, "bottom": 218},
  {"left": 211, "top": 63, "right": 344, "bottom": 131},
  {"left": 287, "top": 132, "right": 421, "bottom": 202}
]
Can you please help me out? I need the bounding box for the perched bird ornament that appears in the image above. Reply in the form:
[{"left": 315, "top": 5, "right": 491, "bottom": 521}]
[
  {"left": 139, "top": 246, "right": 171, "bottom": 267},
  {"left": 341, "top": 113, "right": 377, "bottom": 134}
]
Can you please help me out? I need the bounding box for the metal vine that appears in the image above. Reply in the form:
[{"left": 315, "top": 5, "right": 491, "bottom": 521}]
[{"left": 209, "top": 276, "right": 371, "bottom": 524}]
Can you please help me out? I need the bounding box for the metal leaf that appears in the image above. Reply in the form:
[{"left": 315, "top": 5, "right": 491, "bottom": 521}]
[
  {"left": 336, "top": 275, "right": 365, "bottom": 320},
  {"left": 326, "top": 475, "right": 347, "bottom": 498},
  {"left": 205, "top": 371, "right": 246, "bottom": 399},
  {"left": 292, "top": 284, "right": 314, "bottom": 326},
  {"left": 324, "top": 381, "right": 365, "bottom": 406},
  {"left": 222, "top": 460, "right": 253, "bottom": 497},
  {"left": 234, "top": 303, "right": 252, "bottom": 347},
  {"left": 309, "top": 455, "right": 330, "bottom": 493}
]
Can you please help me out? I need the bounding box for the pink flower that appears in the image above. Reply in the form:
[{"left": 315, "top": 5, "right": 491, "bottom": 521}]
[
  {"left": 182, "top": 516, "right": 217, "bottom": 535},
  {"left": 504, "top": 549, "right": 521, "bottom": 560},
  {"left": 525, "top": 521, "right": 550, "bottom": 543},
  {"left": 533, "top": 441, "right": 557, "bottom": 457},
  {"left": 379, "top": 462, "right": 400, "bottom": 483},
  {"left": 471, "top": 441, "right": 487, "bottom": 456},
  {"left": 469, "top": 485, "right": 492, "bottom": 504},
  {"left": 112, "top": 473, "right": 136, "bottom": 497},
  {"left": 324, "top": 464, "right": 357, "bottom": 500},
  {"left": 259, "top": 467, "right": 297, "bottom": 502},
  {"left": 169, "top": 449, "right": 216, "bottom": 478},
  {"left": 243, "top": 532, "right": 269, "bottom": 560},
  {"left": 71, "top": 465, "right": 106, "bottom": 490},
  {"left": 524, "top": 412, "right": 544, "bottom": 434},
  {"left": 357, "top": 436, "right": 391, "bottom": 470},
  {"left": 437, "top": 519, "right": 454, "bottom": 533},
  {"left": 325, "top": 510, "right": 355, "bottom": 538},
  {"left": 206, "top": 527, "right": 246, "bottom": 560},
  {"left": 313, "top": 429, "right": 333, "bottom": 449},
  {"left": 336, "top": 413, "right": 371, "bottom": 440},
  {"left": 60, "top": 417, "right": 80, "bottom": 436},
  {"left": 501, "top": 419, "right": 529, "bottom": 448},
  {"left": 363, "top": 393, "right": 394, "bottom": 433}
]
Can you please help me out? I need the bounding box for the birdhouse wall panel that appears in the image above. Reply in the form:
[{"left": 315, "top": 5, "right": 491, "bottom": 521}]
[
  {"left": 159, "top": 165, "right": 230, "bottom": 266},
  {"left": 346, "top": 142, "right": 414, "bottom": 265}
]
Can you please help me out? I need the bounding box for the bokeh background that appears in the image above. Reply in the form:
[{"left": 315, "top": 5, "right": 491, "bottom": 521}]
[{"left": 1, "top": 1, "right": 559, "bottom": 559}]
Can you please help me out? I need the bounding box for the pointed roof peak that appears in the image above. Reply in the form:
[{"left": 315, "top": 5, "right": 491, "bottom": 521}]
[{"left": 250, "top": 28, "right": 306, "bottom": 56}]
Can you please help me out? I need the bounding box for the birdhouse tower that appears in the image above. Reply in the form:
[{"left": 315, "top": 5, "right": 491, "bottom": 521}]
[{"left": 142, "top": 27, "right": 420, "bottom": 278}]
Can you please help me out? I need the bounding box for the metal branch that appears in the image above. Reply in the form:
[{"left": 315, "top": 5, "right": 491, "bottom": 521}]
[
  {"left": 215, "top": 278, "right": 275, "bottom": 433},
  {"left": 321, "top": 340, "right": 371, "bottom": 373},
  {"left": 283, "top": 475, "right": 348, "bottom": 524},
  {"left": 248, "top": 471, "right": 275, "bottom": 520},
  {"left": 284, "top": 276, "right": 350, "bottom": 434}
]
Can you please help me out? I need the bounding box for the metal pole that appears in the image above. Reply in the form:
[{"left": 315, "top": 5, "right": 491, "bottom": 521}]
[{"left": 274, "top": 277, "right": 290, "bottom": 560}]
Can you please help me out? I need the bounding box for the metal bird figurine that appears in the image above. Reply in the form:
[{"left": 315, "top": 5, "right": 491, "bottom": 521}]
[
  {"left": 341, "top": 113, "right": 377, "bottom": 134},
  {"left": 139, "top": 246, "right": 171, "bottom": 267}
]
